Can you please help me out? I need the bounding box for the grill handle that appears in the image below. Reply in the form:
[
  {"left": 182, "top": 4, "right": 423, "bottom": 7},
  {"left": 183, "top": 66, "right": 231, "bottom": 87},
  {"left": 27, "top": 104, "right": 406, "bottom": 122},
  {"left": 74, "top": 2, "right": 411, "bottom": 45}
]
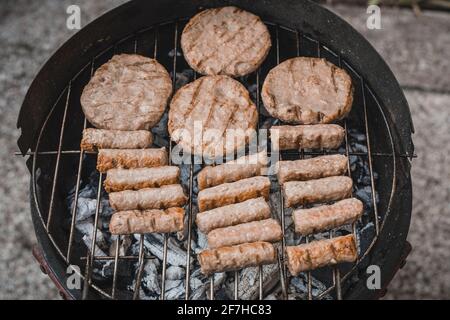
[{"left": 32, "top": 245, "right": 73, "bottom": 300}]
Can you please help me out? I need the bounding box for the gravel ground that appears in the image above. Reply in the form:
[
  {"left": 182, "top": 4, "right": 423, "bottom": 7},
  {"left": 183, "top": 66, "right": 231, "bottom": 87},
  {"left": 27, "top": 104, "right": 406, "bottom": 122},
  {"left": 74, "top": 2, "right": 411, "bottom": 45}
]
[{"left": 0, "top": 1, "right": 448, "bottom": 299}]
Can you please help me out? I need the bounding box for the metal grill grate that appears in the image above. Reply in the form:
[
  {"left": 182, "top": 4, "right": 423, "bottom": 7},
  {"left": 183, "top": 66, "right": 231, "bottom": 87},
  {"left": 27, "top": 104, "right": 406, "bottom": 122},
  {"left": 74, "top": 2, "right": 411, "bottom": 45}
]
[{"left": 28, "top": 18, "right": 401, "bottom": 300}]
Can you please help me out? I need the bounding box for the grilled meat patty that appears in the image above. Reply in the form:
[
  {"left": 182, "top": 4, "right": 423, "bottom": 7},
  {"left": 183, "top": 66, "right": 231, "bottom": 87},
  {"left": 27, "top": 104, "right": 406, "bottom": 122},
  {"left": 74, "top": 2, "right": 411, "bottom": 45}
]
[
  {"left": 168, "top": 75, "right": 258, "bottom": 158},
  {"left": 181, "top": 6, "right": 271, "bottom": 77},
  {"left": 262, "top": 57, "right": 353, "bottom": 124},
  {"left": 81, "top": 54, "right": 172, "bottom": 130}
]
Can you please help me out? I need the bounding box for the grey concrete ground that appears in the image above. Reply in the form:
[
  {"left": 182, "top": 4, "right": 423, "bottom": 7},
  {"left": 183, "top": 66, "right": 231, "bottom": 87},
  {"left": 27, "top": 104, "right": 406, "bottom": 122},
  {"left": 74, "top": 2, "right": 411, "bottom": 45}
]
[{"left": 0, "top": 1, "right": 448, "bottom": 299}]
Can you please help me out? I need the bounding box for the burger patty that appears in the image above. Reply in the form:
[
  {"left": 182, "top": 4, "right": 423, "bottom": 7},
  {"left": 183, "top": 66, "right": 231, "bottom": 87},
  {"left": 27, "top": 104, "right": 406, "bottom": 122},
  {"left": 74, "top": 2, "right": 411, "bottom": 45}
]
[
  {"left": 168, "top": 75, "right": 258, "bottom": 158},
  {"left": 262, "top": 57, "right": 353, "bottom": 124},
  {"left": 181, "top": 6, "right": 271, "bottom": 77},
  {"left": 81, "top": 54, "right": 172, "bottom": 130}
]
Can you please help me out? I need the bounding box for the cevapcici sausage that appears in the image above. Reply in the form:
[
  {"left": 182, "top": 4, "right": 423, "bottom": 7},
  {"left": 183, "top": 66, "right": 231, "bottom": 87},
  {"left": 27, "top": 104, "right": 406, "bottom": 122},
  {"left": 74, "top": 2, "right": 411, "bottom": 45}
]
[
  {"left": 277, "top": 154, "right": 348, "bottom": 184},
  {"left": 270, "top": 124, "right": 345, "bottom": 150},
  {"left": 197, "top": 151, "right": 268, "bottom": 190},
  {"left": 104, "top": 166, "right": 180, "bottom": 192},
  {"left": 109, "top": 207, "right": 184, "bottom": 234},
  {"left": 198, "top": 241, "right": 276, "bottom": 275},
  {"left": 293, "top": 198, "right": 363, "bottom": 235},
  {"left": 283, "top": 176, "right": 352, "bottom": 207},
  {"left": 108, "top": 184, "right": 187, "bottom": 211},
  {"left": 197, "top": 176, "right": 270, "bottom": 212},
  {"left": 80, "top": 128, "right": 153, "bottom": 152},
  {"left": 97, "top": 148, "right": 168, "bottom": 173},
  {"left": 285, "top": 234, "right": 358, "bottom": 275},
  {"left": 207, "top": 218, "right": 282, "bottom": 249},
  {"left": 196, "top": 197, "right": 270, "bottom": 233}
]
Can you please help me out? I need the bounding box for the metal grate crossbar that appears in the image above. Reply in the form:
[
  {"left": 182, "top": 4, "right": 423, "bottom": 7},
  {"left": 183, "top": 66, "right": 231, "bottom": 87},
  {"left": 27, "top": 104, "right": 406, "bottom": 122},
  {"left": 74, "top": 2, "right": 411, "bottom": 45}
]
[{"left": 29, "top": 18, "right": 397, "bottom": 300}]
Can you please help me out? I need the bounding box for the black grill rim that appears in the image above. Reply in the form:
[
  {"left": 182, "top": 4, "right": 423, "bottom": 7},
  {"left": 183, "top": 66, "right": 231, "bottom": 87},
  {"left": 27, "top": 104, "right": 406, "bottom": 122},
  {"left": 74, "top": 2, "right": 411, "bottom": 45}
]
[{"left": 19, "top": 0, "right": 413, "bottom": 300}]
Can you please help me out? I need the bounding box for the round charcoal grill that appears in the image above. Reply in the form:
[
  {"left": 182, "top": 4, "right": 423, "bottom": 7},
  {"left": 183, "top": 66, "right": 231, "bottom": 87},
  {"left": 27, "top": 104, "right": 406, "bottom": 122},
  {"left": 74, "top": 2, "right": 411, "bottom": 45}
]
[{"left": 17, "top": 0, "right": 414, "bottom": 300}]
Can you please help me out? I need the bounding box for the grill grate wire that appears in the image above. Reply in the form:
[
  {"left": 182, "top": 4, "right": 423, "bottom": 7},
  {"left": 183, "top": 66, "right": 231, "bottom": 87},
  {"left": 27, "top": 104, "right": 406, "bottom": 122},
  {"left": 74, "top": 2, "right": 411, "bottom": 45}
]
[{"left": 27, "top": 18, "right": 397, "bottom": 300}]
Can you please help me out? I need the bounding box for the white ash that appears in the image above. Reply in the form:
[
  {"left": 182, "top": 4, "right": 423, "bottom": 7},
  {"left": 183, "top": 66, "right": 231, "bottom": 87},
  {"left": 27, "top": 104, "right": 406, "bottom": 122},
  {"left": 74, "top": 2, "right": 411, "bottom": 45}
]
[
  {"left": 165, "top": 280, "right": 185, "bottom": 300},
  {"left": 289, "top": 273, "right": 332, "bottom": 300},
  {"left": 134, "top": 233, "right": 188, "bottom": 267},
  {"left": 192, "top": 229, "right": 208, "bottom": 254},
  {"left": 109, "top": 235, "right": 132, "bottom": 256},
  {"left": 81, "top": 235, "right": 106, "bottom": 257},
  {"left": 206, "top": 272, "right": 227, "bottom": 300},
  {"left": 166, "top": 265, "right": 185, "bottom": 280},
  {"left": 72, "top": 194, "right": 96, "bottom": 221},
  {"left": 264, "top": 293, "right": 278, "bottom": 300},
  {"left": 76, "top": 217, "right": 106, "bottom": 248},
  {"left": 67, "top": 178, "right": 113, "bottom": 223},
  {"left": 229, "top": 263, "right": 280, "bottom": 300},
  {"left": 137, "top": 259, "right": 161, "bottom": 300},
  {"left": 189, "top": 276, "right": 205, "bottom": 300}
]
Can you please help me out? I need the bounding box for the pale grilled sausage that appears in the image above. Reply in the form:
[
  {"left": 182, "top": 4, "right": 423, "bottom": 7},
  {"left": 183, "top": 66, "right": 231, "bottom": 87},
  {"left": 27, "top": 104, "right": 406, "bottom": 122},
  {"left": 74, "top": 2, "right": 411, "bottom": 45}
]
[
  {"left": 207, "top": 218, "right": 282, "bottom": 249},
  {"left": 277, "top": 154, "right": 348, "bottom": 184},
  {"left": 196, "top": 197, "right": 271, "bottom": 234},
  {"left": 293, "top": 198, "right": 363, "bottom": 235},
  {"left": 286, "top": 234, "right": 358, "bottom": 275},
  {"left": 197, "top": 151, "right": 268, "bottom": 190},
  {"left": 270, "top": 124, "right": 345, "bottom": 150},
  {"left": 198, "top": 242, "right": 277, "bottom": 275},
  {"left": 109, "top": 208, "right": 184, "bottom": 234},
  {"left": 283, "top": 176, "right": 352, "bottom": 207},
  {"left": 80, "top": 128, "right": 153, "bottom": 152},
  {"left": 96, "top": 148, "right": 168, "bottom": 173},
  {"left": 197, "top": 176, "right": 270, "bottom": 212},
  {"left": 104, "top": 166, "right": 180, "bottom": 192},
  {"left": 108, "top": 184, "right": 187, "bottom": 211}
]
